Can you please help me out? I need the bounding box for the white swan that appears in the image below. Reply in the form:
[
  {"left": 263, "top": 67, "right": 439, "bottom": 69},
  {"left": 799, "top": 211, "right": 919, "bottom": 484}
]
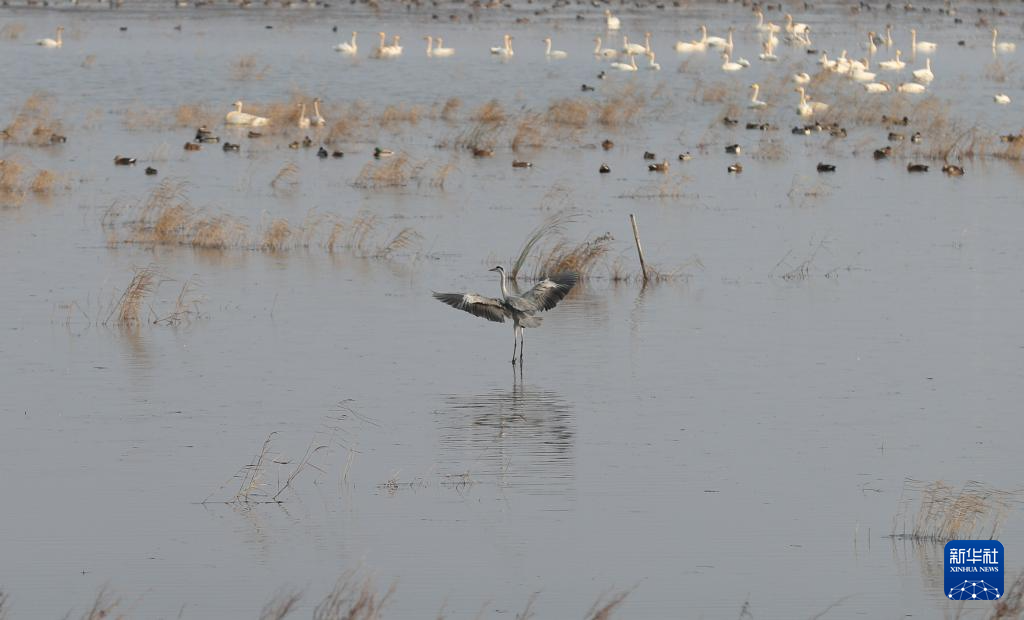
[
  {"left": 796, "top": 87, "right": 827, "bottom": 115},
  {"left": 994, "top": 93, "right": 1011, "bottom": 105},
  {"left": 878, "top": 49, "right": 905, "bottom": 70},
  {"left": 759, "top": 39, "right": 777, "bottom": 61},
  {"left": 721, "top": 53, "right": 743, "bottom": 72},
  {"left": 897, "top": 82, "right": 926, "bottom": 94},
  {"left": 544, "top": 37, "right": 567, "bottom": 59},
  {"left": 646, "top": 52, "right": 660, "bottom": 70},
  {"left": 850, "top": 56, "right": 875, "bottom": 82},
  {"left": 707, "top": 28, "right": 733, "bottom": 51},
  {"left": 225, "top": 100, "right": 269, "bottom": 126},
  {"left": 610, "top": 54, "right": 638, "bottom": 71},
  {"left": 605, "top": 10, "right": 620, "bottom": 30},
  {"left": 622, "top": 35, "right": 646, "bottom": 55},
  {"left": 371, "top": 32, "right": 389, "bottom": 58},
  {"left": 993, "top": 29, "right": 1016, "bottom": 53},
  {"left": 912, "top": 58, "right": 933, "bottom": 83},
  {"left": 748, "top": 83, "right": 766, "bottom": 108},
  {"left": 911, "top": 29, "right": 936, "bottom": 53},
  {"left": 755, "top": 10, "right": 780, "bottom": 33},
  {"left": 334, "top": 31, "right": 357, "bottom": 54},
  {"left": 792, "top": 72, "right": 811, "bottom": 85},
  {"left": 863, "top": 81, "right": 891, "bottom": 93},
  {"left": 675, "top": 25, "right": 707, "bottom": 53},
  {"left": 594, "top": 36, "right": 618, "bottom": 58},
  {"left": 312, "top": 98, "right": 326, "bottom": 126},
  {"left": 383, "top": 34, "right": 402, "bottom": 57},
  {"left": 885, "top": 24, "right": 893, "bottom": 47},
  {"left": 298, "top": 102, "right": 311, "bottom": 129},
  {"left": 36, "top": 26, "right": 64, "bottom": 48},
  {"left": 433, "top": 37, "right": 455, "bottom": 57},
  {"left": 785, "top": 14, "right": 809, "bottom": 36},
  {"left": 491, "top": 34, "right": 513, "bottom": 56},
  {"left": 866, "top": 31, "right": 877, "bottom": 55}
]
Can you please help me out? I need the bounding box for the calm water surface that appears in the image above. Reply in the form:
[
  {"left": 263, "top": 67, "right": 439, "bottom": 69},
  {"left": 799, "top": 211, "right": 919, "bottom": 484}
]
[{"left": 1, "top": 1, "right": 1023, "bottom": 617}]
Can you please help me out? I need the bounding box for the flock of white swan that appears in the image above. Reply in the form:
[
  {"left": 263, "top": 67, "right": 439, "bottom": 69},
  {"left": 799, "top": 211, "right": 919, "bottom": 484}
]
[
  {"left": 321, "top": 9, "right": 1017, "bottom": 109},
  {"left": 34, "top": 7, "right": 1018, "bottom": 127}
]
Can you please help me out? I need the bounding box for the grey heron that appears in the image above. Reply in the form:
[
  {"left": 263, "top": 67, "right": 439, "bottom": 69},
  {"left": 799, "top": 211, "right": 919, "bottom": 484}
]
[{"left": 433, "top": 266, "right": 579, "bottom": 365}]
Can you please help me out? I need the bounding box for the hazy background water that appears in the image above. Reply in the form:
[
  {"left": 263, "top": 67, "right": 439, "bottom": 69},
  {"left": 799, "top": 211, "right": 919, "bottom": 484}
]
[{"left": 1, "top": 1, "right": 1023, "bottom": 617}]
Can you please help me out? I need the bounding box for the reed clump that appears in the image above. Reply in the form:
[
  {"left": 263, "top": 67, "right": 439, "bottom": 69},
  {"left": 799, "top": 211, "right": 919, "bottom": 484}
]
[
  {"left": 893, "top": 479, "right": 1017, "bottom": 541},
  {"left": 0, "top": 23, "right": 25, "bottom": 39},
  {"left": 0, "top": 159, "right": 26, "bottom": 207},
  {"left": 546, "top": 98, "right": 591, "bottom": 129},
  {"left": 378, "top": 103, "right": 422, "bottom": 128},
  {"left": 230, "top": 54, "right": 269, "bottom": 80},
  {"left": 511, "top": 114, "right": 546, "bottom": 151},
  {"left": 262, "top": 218, "right": 293, "bottom": 252},
  {"left": 992, "top": 571, "right": 1024, "bottom": 619},
  {"left": 107, "top": 266, "right": 157, "bottom": 327},
  {"left": 440, "top": 97, "right": 462, "bottom": 121},
  {"left": 174, "top": 103, "right": 218, "bottom": 128},
  {"left": 29, "top": 169, "right": 62, "bottom": 195},
  {"left": 597, "top": 86, "right": 647, "bottom": 127},
  {"left": 1, "top": 92, "right": 61, "bottom": 146},
  {"left": 533, "top": 233, "right": 614, "bottom": 280},
  {"left": 472, "top": 99, "right": 507, "bottom": 124},
  {"left": 353, "top": 153, "right": 426, "bottom": 189}
]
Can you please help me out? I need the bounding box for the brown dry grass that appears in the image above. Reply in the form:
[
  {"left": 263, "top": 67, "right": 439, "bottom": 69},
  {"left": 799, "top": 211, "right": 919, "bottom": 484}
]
[
  {"left": 82, "top": 587, "right": 124, "bottom": 620},
  {"left": 511, "top": 114, "right": 546, "bottom": 151},
  {"left": 1, "top": 92, "right": 62, "bottom": 146},
  {"left": 585, "top": 589, "right": 632, "bottom": 620},
  {"left": 230, "top": 54, "right": 269, "bottom": 80},
  {"left": 271, "top": 162, "right": 300, "bottom": 192},
  {"left": 0, "top": 23, "right": 25, "bottom": 40},
  {"left": 992, "top": 572, "right": 1024, "bottom": 619},
  {"left": 0, "top": 159, "right": 26, "bottom": 206},
  {"left": 262, "top": 219, "right": 292, "bottom": 252},
  {"left": 378, "top": 104, "right": 422, "bottom": 128},
  {"left": 440, "top": 97, "right": 462, "bottom": 121},
  {"left": 260, "top": 589, "right": 302, "bottom": 620},
  {"left": 107, "top": 266, "right": 157, "bottom": 327},
  {"left": 314, "top": 574, "right": 395, "bottom": 620},
  {"left": 597, "top": 86, "right": 647, "bottom": 127},
  {"left": 353, "top": 153, "right": 425, "bottom": 189},
  {"left": 29, "top": 169, "right": 62, "bottom": 195},
  {"left": 533, "top": 232, "right": 613, "bottom": 280},
  {"left": 893, "top": 479, "right": 1017, "bottom": 541},
  {"left": 174, "top": 103, "right": 218, "bottom": 128},
  {"left": 472, "top": 99, "right": 507, "bottom": 124},
  {"left": 546, "top": 98, "right": 590, "bottom": 128}
]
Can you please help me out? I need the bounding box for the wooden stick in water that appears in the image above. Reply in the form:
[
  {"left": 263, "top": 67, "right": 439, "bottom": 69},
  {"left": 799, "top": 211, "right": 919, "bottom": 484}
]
[{"left": 629, "top": 214, "right": 649, "bottom": 283}]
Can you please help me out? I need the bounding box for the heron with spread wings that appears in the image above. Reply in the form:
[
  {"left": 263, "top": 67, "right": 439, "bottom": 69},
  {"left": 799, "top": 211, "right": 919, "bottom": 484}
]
[{"left": 433, "top": 266, "right": 579, "bottom": 365}]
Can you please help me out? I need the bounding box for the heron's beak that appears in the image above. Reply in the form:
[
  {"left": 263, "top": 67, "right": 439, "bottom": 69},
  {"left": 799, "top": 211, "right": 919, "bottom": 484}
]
[{"left": 488, "top": 267, "right": 500, "bottom": 272}]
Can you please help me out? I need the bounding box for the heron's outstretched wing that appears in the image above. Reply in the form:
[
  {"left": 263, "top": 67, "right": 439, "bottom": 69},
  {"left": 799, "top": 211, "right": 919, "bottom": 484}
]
[
  {"left": 513, "top": 272, "right": 579, "bottom": 312},
  {"left": 433, "top": 292, "right": 508, "bottom": 323}
]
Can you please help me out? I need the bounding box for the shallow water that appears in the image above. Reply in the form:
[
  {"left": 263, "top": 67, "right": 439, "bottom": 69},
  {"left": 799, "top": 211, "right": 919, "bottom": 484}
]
[{"left": 1, "top": 1, "right": 1023, "bottom": 617}]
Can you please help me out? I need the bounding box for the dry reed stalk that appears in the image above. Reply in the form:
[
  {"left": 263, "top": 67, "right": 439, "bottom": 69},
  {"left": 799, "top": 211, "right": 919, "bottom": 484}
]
[
  {"left": 532, "top": 233, "right": 613, "bottom": 280},
  {"left": 107, "top": 266, "right": 157, "bottom": 326},
  {"left": 0, "top": 159, "right": 26, "bottom": 206},
  {"left": 155, "top": 277, "right": 202, "bottom": 325},
  {"left": 82, "top": 587, "right": 123, "bottom": 620},
  {"left": 191, "top": 216, "right": 249, "bottom": 249},
  {"left": 431, "top": 160, "right": 457, "bottom": 189},
  {"left": 174, "top": 103, "right": 217, "bottom": 128},
  {"left": 511, "top": 114, "right": 546, "bottom": 151},
  {"left": 262, "top": 218, "right": 292, "bottom": 252},
  {"left": 325, "top": 220, "right": 344, "bottom": 253},
  {"left": 585, "top": 589, "right": 632, "bottom": 620},
  {"left": 230, "top": 54, "right": 269, "bottom": 80},
  {"left": 1, "top": 92, "right": 60, "bottom": 146},
  {"left": 698, "top": 81, "right": 730, "bottom": 104},
  {"left": 80, "top": 54, "right": 96, "bottom": 68},
  {"left": 440, "top": 97, "right": 462, "bottom": 121},
  {"left": 546, "top": 98, "right": 590, "bottom": 128},
  {"left": 472, "top": 99, "right": 506, "bottom": 124},
  {"left": 597, "top": 87, "right": 646, "bottom": 127},
  {"left": 992, "top": 571, "right": 1024, "bottom": 619},
  {"left": 271, "top": 162, "right": 300, "bottom": 192},
  {"left": 378, "top": 103, "right": 422, "bottom": 127},
  {"left": 510, "top": 210, "right": 579, "bottom": 280},
  {"left": 374, "top": 228, "right": 421, "bottom": 259},
  {"left": 354, "top": 153, "right": 423, "bottom": 189},
  {"left": 259, "top": 589, "right": 303, "bottom": 620},
  {"left": 313, "top": 573, "right": 395, "bottom": 620},
  {"left": 0, "top": 23, "right": 25, "bottom": 39},
  {"left": 894, "top": 479, "right": 1017, "bottom": 541},
  {"left": 455, "top": 122, "right": 500, "bottom": 152},
  {"left": 29, "top": 169, "right": 60, "bottom": 195}
]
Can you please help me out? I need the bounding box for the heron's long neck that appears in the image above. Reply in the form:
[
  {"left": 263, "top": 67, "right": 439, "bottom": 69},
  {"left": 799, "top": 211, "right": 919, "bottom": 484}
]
[{"left": 498, "top": 271, "right": 509, "bottom": 298}]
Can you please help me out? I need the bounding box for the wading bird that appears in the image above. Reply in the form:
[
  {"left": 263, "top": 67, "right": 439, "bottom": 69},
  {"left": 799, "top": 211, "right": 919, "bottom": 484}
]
[{"left": 433, "top": 267, "right": 578, "bottom": 365}]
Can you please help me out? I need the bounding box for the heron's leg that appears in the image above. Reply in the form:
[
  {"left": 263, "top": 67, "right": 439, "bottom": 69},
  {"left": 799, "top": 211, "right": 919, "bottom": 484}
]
[
  {"left": 519, "top": 328, "right": 525, "bottom": 364},
  {"left": 511, "top": 325, "right": 519, "bottom": 364}
]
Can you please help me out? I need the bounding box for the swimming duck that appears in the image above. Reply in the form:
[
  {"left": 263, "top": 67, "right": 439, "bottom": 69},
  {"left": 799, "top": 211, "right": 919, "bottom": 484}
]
[
  {"left": 942, "top": 164, "right": 965, "bottom": 176},
  {"left": 145, "top": 166, "right": 158, "bottom": 175},
  {"left": 223, "top": 142, "right": 240, "bottom": 151},
  {"left": 648, "top": 159, "right": 669, "bottom": 172},
  {"left": 332, "top": 150, "right": 345, "bottom": 158},
  {"left": 601, "top": 139, "right": 614, "bottom": 150},
  {"left": 512, "top": 160, "right": 533, "bottom": 168},
  {"left": 678, "top": 152, "right": 692, "bottom": 161},
  {"left": 113, "top": 155, "right": 136, "bottom": 165},
  {"left": 472, "top": 147, "right": 493, "bottom": 158},
  {"left": 910, "top": 132, "right": 922, "bottom": 143},
  {"left": 725, "top": 144, "right": 741, "bottom": 154},
  {"left": 248, "top": 130, "right": 263, "bottom": 138},
  {"left": 374, "top": 146, "right": 394, "bottom": 158},
  {"left": 816, "top": 162, "right": 836, "bottom": 172},
  {"left": 184, "top": 142, "right": 201, "bottom": 151},
  {"left": 643, "top": 151, "right": 656, "bottom": 160},
  {"left": 873, "top": 146, "right": 893, "bottom": 159},
  {"left": 888, "top": 132, "right": 905, "bottom": 142},
  {"left": 599, "top": 163, "right": 611, "bottom": 173},
  {"left": 727, "top": 163, "right": 743, "bottom": 173},
  {"left": 907, "top": 163, "right": 929, "bottom": 172},
  {"left": 49, "top": 133, "right": 67, "bottom": 144},
  {"left": 317, "top": 146, "right": 328, "bottom": 158}
]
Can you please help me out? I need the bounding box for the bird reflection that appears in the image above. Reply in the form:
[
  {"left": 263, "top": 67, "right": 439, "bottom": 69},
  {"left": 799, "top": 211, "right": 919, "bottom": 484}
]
[{"left": 435, "top": 380, "right": 575, "bottom": 494}]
